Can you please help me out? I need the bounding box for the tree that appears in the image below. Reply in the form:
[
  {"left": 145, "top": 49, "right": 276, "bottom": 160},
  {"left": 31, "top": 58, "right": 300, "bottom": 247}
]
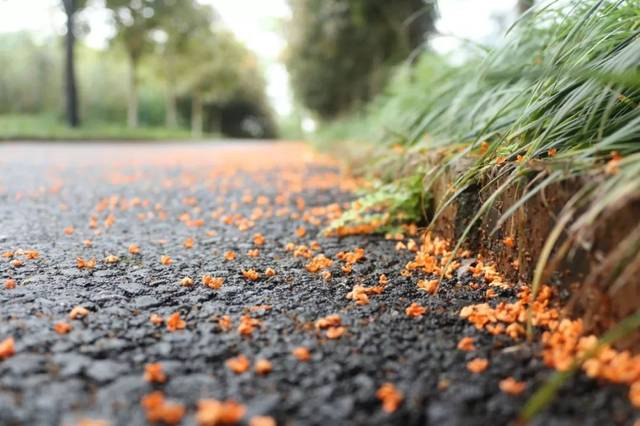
[
  {"left": 285, "top": 0, "right": 437, "bottom": 119},
  {"left": 176, "top": 29, "right": 274, "bottom": 137},
  {"left": 152, "top": 0, "right": 215, "bottom": 128},
  {"left": 61, "top": 0, "right": 87, "bottom": 127},
  {"left": 105, "top": 0, "right": 162, "bottom": 128}
]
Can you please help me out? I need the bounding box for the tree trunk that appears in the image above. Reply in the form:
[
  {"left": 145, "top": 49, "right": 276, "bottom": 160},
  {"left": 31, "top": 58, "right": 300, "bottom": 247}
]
[
  {"left": 191, "top": 95, "right": 203, "bottom": 137},
  {"left": 127, "top": 56, "right": 139, "bottom": 128},
  {"left": 62, "top": 0, "right": 80, "bottom": 127},
  {"left": 165, "top": 82, "right": 178, "bottom": 128},
  {"left": 517, "top": 0, "right": 534, "bottom": 14}
]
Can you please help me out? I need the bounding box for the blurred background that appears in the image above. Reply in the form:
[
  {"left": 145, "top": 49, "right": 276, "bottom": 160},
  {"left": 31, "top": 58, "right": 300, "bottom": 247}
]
[{"left": 0, "top": 0, "right": 531, "bottom": 140}]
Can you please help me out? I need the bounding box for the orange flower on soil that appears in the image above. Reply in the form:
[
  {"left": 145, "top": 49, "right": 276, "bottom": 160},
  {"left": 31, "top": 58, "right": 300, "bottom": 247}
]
[
  {"left": 10, "top": 259, "right": 23, "bottom": 268},
  {"left": 376, "top": 383, "right": 403, "bottom": 413},
  {"left": 224, "top": 251, "right": 237, "bottom": 261},
  {"left": 150, "top": 314, "right": 164, "bottom": 326},
  {"left": 64, "top": 226, "right": 75, "bottom": 236},
  {"left": 253, "top": 233, "right": 265, "bottom": 246},
  {"left": 326, "top": 326, "right": 346, "bottom": 339},
  {"left": 104, "top": 254, "right": 120, "bottom": 264},
  {"left": 315, "top": 314, "right": 341, "bottom": 330},
  {"left": 242, "top": 269, "right": 260, "bottom": 281},
  {"left": 183, "top": 237, "right": 194, "bottom": 249},
  {"left": 166, "top": 312, "right": 186, "bottom": 332},
  {"left": 144, "top": 363, "right": 167, "bottom": 383},
  {"left": 1, "top": 250, "right": 14, "bottom": 258},
  {"left": 4, "top": 278, "right": 16, "bottom": 289},
  {"left": 417, "top": 279, "right": 439, "bottom": 294},
  {"left": 457, "top": 337, "right": 476, "bottom": 352},
  {"left": 196, "top": 399, "right": 246, "bottom": 426},
  {"left": 226, "top": 355, "right": 250, "bottom": 374},
  {"left": 321, "top": 271, "right": 332, "bottom": 281},
  {"left": 405, "top": 302, "right": 426, "bottom": 318},
  {"left": 54, "top": 322, "right": 73, "bottom": 334},
  {"left": 379, "top": 274, "right": 389, "bottom": 285},
  {"left": 238, "top": 315, "right": 261, "bottom": 336},
  {"left": 305, "top": 254, "right": 333, "bottom": 273},
  {"left": 503, "top": 236, "right": 514, "bottom": 248},
  {"left": 499, "top": 377, "right": 526, "bottom": 395},
  {"left": 295, "top": 226, "right": 306, "bottom": 238},
  {"left": 254, "top": 359, "right": 273, "bottom": 375},
  {"left": 180, "top": 276, "right": 194, "bottom": 287},
  {"left": 292, "top": 346, "right": 311, "bottom": 362},
  {"left": 467, "top": 358, "right": 489, "bottom": 374},
  {"left": 141, "top": 391, "right": 185, "bottom": 425},
  {"left": 128, "top": 244, "right": 140, "bottom": 255},
  {"left": 0, "top": 337, "right": 15, "bottom": 360},
  {"left": 24, "top": 250, "right": 39, "bottom": 259},
  {"left": 202, "top": 275, "right": 224, "bottom": 289},
  {"left": 69, "top": 306, "right": 89, "bottom": 320},
  {"left": 247, "top": 249, "right": 260, "bottom": 257},
  {"left": 160, "top": 255, "right": 172, "bottom": 265},
  {"left": 249, "top": 416, "right": 276, "bottom": 426},
  {"left": 218, "top": 315, "right": 233, "bottom": 332},
  {"left": 264, "top": 267, "right": 276, "bottom": 277},
  {"left": 76, "top": 257, "right": 96, "bottom": 269}
]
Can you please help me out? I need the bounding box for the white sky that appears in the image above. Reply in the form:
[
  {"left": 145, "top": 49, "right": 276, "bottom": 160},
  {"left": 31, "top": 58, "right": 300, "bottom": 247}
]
[{"left": 0, "top": 0, "right": 521, "bottom": 116}]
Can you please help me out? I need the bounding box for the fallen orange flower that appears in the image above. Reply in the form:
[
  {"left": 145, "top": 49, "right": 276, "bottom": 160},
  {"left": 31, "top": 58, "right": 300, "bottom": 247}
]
[
  {"left": 467, "top": 358, "right": 489, "bottom": 374},
  {"left": 292, "top": 346, "right": 310, "bottom": 362},
  {"left": 457, "top": 337, "right": 476, "bottom": 352},
  {"left": 405, "top": 302, "right": 426, "bottom": 318},
  {"left": 203, "top": 275, "right": 224, "bottom": 289},
  {"left": 180, "top": 276, "right": 194, "bottom": 287},
  {"left": 499, "top": 377, "right": 526, "bottom": 395},
  {"left": 264, "top": 267, "right": 276, "bottom": 277},
  {"left": 224, "top": 251, "right": 237, "bottom": 261},
  {"left": 166, "top": 312, "right": 186, "bottom": 332},
  {"left": 253, "top": 233, "right": 265, "bottom": 246},
  {"left": 128, "top": 244, "right": 140, "bottom": 255},
  {"left": 196, "top": 399, "right": 246, "bottom": 426},
  {"left": 150, "top": 314, "right": 164, "bottom": 326},
  {"left": 24, "top": 250, "right": 39, "bottom": 259},
  {"left": 141, "top": 391, "right": 185, "bottom": 425},
  {"left": 295, "top": 226, "right": 306, "bottom": 238},
  {"left": 104, "top": 254, "right": 119, "bottom": 264},
  {"left": 144, "top": 363, "right": 167, "bottom": 383},
  {"left": 326, "top": 326, "right": 346, "bottom": 339},
  {"left": 183, "top": 237, "right": 194, "bottom": 249},
  {"left": 0, "top": 337, "right": 15, "bottom": 360},
  {"left": 254, "top": 359, "right": 273, "bottom": 375},
  {"left": 226, "top": 355, "right": 250, "bottom": 374},
  {"left": 249, "top": 416, "right": 276, "bottom": 426},
  {"left": 315, "top": 314, "right": 341, "bottom": 329},
  {"left": 4, "top": 278, "right": 16, "bottom": 289},
  {"left": 247, "top": 249, "right": 260, "bottom": 257},
  {"left": 417, "top": 279, "right": 439, "bottom": 294},
  {"left": 64, "top": 226, "right": 75, "bottom": 236},
  {"left": 54, "top": 322, "right": 73, "bottom": 335},
  {"left": 76, "top": 257, "right": 96, "bottom": 269},
  {"left": 69, "top": 306, "right": 89, "bottom": 320},
  {"left": 242, "top": 269, "right": 260, "bottom": 281},
  {"left": 376, "top": 383, "right": 403, "bottom": 413},
  {"left": 160, "top": 255, "right": 172, "bottom": 265}
]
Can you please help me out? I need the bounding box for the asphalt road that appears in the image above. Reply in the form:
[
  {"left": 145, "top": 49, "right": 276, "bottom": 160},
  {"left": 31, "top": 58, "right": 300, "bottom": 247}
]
[{"left": 0, "top": 142, "right": 636, "bottom": 426}]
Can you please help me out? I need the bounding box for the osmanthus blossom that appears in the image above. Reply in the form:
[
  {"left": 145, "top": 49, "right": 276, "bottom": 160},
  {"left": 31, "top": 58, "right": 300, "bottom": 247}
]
[{"left": 376, "top": 383, "right": 403, "bottom": 413}]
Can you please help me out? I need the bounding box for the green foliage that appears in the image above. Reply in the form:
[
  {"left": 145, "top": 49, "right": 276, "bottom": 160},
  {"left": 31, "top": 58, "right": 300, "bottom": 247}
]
[
  {"left": 285, "top": 0, "right": 437, "bottom": 119},
  {"left": 326, "top": 174, "right": 427, "bottom": 234},
  {"left": 0, "top": 113, "right": 196, "bottom": 140}
]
